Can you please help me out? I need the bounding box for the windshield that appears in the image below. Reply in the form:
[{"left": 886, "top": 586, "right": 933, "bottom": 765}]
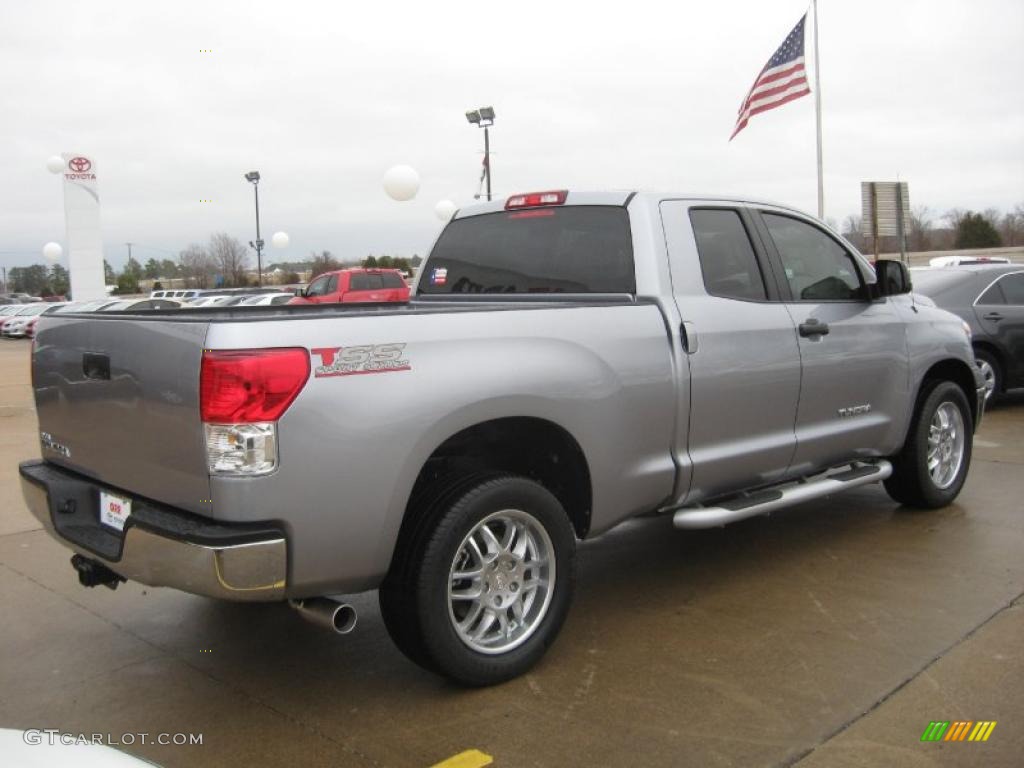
[
  {"left": 17, "top": 304, "right": 48, "bottom": 316},
  {"left": 418, "top": 206, "right": 635, "bottom": 295}
]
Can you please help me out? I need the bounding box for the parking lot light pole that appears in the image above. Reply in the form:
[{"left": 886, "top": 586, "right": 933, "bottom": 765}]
[
  {"left": 465, "top": 107, "right": 495, "bottom": 202},
  {"left": 245, "top": 171, "right": 264, "bottom": 287}
]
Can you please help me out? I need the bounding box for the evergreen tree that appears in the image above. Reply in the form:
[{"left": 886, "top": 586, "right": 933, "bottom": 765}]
[{"left": 955, "top": 212, "right": 1002, "bottom": 249}]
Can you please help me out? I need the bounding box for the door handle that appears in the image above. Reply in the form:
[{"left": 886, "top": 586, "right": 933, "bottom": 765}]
[
  {"left": 798, "top": 319, "right": 830, "bottom": 338},
  {"left": 983, "top": 312, "right": 1004, "bottom": 322},
  {"left": 680, "top": 321, "right": 698, "bottom": 354}
]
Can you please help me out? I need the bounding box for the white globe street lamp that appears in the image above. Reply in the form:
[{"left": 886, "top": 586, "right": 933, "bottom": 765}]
[
  {"left": 382, "top": 165, "right": 420, "bottom": 201},
  {"left": 434, "top": 200, "right": 457, "bottom": 221},
  {"left": 46, "top": 156, "right": 65, "bottom": 174},
  {"left": 43, "top": 242, "right": 63, "bottom": 262},
  {"left": 271, "top": 231, "right": 290, "bottom": 249}
]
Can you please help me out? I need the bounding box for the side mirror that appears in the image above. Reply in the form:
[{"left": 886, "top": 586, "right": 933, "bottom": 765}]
[{"left": 873, "top": 260, "right": 912, "bottom": 297}]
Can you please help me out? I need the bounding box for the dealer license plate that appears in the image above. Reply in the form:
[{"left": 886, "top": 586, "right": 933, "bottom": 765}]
[{"left": 99, "top": 490, "right": 132, "bottom": 532}]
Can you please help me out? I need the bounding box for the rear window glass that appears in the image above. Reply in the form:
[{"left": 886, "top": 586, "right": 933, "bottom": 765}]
[
  {"left": 419, "top": 206, "right": 635, "bottom": 294},
  {"left": 351, "top": 274, "right": 384, "bottom": 291}
]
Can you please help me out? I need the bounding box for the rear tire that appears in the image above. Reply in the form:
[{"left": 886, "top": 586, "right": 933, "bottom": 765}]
[
  {"left": 380, "top": 474, "right": 575, "bottom": 686},
  {"left": 885, "top": 380, "right": 973, "bottom": 508}
]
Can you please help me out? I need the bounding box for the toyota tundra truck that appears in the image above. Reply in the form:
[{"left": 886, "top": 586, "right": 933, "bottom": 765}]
[{"left": 19, "top": 190, "right": 986, "bottom": 686}]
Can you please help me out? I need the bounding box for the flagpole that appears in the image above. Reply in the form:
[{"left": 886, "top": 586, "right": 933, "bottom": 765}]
[{"left": 813, "top": 0, "right": 824, "bottom": 219}]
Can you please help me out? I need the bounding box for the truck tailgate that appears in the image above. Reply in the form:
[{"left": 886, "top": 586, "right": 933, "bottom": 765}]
[{"left": 32, "top": 315, "right": 211, "bottom": 513}]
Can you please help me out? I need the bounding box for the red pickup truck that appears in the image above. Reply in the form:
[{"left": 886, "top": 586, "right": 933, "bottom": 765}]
[{"left": 289, "top": 268, "right": 410, "bottom": 305}]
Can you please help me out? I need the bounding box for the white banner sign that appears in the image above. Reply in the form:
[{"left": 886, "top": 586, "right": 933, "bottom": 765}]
[{"left": 61, "top": 152, "right": 107, "bottom": 300}]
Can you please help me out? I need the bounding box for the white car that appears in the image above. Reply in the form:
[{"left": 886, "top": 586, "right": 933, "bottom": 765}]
[
  {"left": 52, "top": 299, "right": 121, "bottom": 313},
  {"left": 187, "top": 295, "right": 232, "bottom": 306},
  {"left": 98, "top": 298, "right": 184, "bottom": 312},
  {"left": 239, "top": 293, "right": 294, "bottom": 306},
  {"left": 928, "top": 255, "right": 1011, "bottom": 267},
  {"left": 1, "top": 303, "right": 60, "bottom": 337}
]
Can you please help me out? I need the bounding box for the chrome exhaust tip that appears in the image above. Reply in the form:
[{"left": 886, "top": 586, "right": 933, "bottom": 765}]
[{"left": 289, "top": 597, "right": 357, "bottom": 635}]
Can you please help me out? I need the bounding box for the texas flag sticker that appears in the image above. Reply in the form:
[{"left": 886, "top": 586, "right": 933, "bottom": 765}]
[{"left": 431, "top": 267, "right": 448, "bottom": 285}]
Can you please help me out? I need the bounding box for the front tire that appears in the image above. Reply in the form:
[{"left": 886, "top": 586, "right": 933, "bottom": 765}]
[
  {"left": 380, "top": 475, "right": 576, "bottom": 686},
  {"left": 884, "top": 380, "right": 973, "bottom": 508},
  {"left": 973, "top": 348, "right": 1002, "bottom": 403}
]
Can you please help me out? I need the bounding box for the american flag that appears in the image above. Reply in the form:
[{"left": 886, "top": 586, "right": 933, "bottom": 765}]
[{"left": 730, "top": 14, "right": 811, "bottom": 140}]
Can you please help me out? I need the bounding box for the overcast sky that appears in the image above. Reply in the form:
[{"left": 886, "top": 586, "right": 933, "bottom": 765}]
[{"left": 1, "top": 0, "right": 1021, "bottom": 272}]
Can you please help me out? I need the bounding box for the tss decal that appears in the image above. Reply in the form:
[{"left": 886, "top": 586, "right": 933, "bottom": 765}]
[{"left": 311, "top": 344, "right": 411, "bottom": 378}]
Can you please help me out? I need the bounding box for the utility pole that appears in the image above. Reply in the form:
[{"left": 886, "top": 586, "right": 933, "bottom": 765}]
[
  {"left": 245, "top": 171, "right": 264, "bottom": 287},
  {"left": 465, "top": 107, "right": 496, "bottom": 202},
  {"left": 483, "top": 126, "right": 492, "bottom": 202}
]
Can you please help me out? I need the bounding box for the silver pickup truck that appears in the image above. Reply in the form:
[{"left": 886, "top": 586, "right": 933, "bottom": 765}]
[{"left": 20, "top": 190, "right": 986, "bottom": 685}]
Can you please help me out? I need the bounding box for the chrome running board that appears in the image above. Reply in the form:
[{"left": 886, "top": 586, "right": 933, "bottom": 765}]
[{"left": 672, "top": 460, "right": 893, "bottom": 530}]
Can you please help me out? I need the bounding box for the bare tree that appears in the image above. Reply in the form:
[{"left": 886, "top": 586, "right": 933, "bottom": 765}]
[
  {"left": 209, "top": 233, "right": 249, "bottom": 287},
  {"left": 943, "top": 208, "right": 967, "bottom": 231},
  {"left": 309, "top": 250, "right": 340, "bottom": 278},
  {"left": 842, "top": 215, "right": 866, "bottom": 251},
  {"left": 908, "top": 206, "right": 933, "bottom": 252},
  {"left": 1002, "top": 204, "right": 1024, "bottom": 247},
  {"left": 178, "top": 243, "right": 214, "bottom": 288}
]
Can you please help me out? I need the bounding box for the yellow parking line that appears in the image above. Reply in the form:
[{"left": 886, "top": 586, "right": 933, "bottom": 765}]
[{"left": 429, "top": 748, "right": 494, "bottom": 768}]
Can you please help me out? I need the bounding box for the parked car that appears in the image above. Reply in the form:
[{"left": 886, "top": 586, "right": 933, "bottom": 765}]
[
  {"left": 239, "top": 293, "right": 295, "bottom": 306},
  {"left": 929, "top": 255, "right": 1012, "bottom": 268},
  {"left": 99, "top": 298, "right": 184, "bottom": 312},
  {"left": 24, "top": 305, "right": 69, "bottom": 339},
  {"left": 21, "top": 190, "right": 984, "bottom": 686},
  {"left": 289, "top": 268, "right": 410, "bottom": 305},
  {"left": 911, "top": 264, "right": 1023, "bottom": 400},
  {"left": 210, "top": 295, "right": 253, "bottom": 307},
  {"left": 2, "top": 303, "right": 58, "bottom": 337},
  {"left": 184, "top": 295, "right": 228, "bottom": 307},
  {"left": 51, "top": 299, "right": 121, "bottom": 314}
]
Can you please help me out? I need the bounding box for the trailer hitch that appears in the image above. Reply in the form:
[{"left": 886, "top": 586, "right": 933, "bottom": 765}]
[{"left": 70, "top": 554, "right": 126, "bottom": 590}]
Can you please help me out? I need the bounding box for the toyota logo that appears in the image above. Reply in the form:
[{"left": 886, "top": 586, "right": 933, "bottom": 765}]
[{"left": 68, "top": 157, "right": 92, "bottom": 172}]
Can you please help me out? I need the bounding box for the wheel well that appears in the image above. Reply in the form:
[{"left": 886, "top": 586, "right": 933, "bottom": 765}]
[
  {"left": 971, "top": 341, "right": 1004, "bottom": 379},
  {"left": 406, "top": 417, "right": 592, "bottom": 538},
  {"left": 919, "top": 358, "right": 979, "bottom": 425}
]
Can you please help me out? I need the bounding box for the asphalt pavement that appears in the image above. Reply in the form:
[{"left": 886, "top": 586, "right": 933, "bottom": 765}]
[{"left": 0, "top": 339, "right": 1021, "bottom": 768}]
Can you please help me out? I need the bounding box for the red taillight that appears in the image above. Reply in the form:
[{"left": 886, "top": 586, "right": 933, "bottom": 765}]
[
  {"left": 505, "top": 190, "right": 568, "bottom": 209},
  {"left": 200, "top": 348, "right": 310, "bottom": 423}
]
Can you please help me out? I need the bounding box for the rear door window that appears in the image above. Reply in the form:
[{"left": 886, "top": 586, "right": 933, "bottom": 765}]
[
  {"left": 689, "top": 209, "right": 767, "bottom": 301},
  {"left": 997, "top": 273, "right": 1024, "bottom": 305},
  {"left": 419, "top": 206, "right": 635, "bottom": 294},
  {"left": 381, "top": 273, "right": 405, "bottom": 288},
  {"left": 977, "top": 281, "right": 1006, "bottom": 305}
]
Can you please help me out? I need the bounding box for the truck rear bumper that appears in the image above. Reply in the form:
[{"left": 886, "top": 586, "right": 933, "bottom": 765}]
[{"left": 19, "top": 460, "right": 287, "bottom": 602}]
